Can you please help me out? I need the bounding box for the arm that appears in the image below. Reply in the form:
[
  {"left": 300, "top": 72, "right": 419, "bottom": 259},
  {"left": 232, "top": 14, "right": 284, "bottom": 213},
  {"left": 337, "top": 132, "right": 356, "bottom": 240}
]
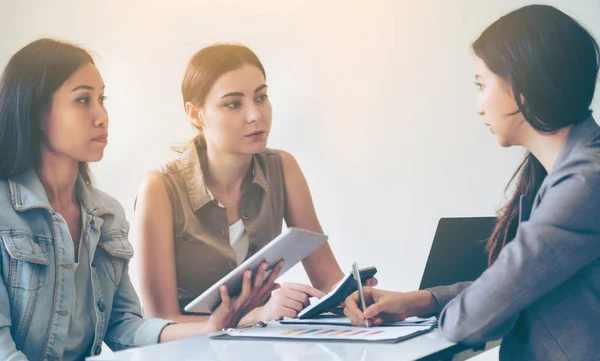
[
  {"left": 0, "top": 275, "right": 28, "bottom": 360},
  {"left": 279, "top": 150, "right": 345, "bottom": 292},
  {"left": 439, "top": 167, "right": 600, "bottom": 344},
  {"left": 103, "top": 262, "right": 175, "bottom": 350},
  {"left": 105, "top": 259, "right": 282, "bottom": 348},
  {"left": 131, "top": 172, "right": 206, "bottom": 323},
  {"left": 427, "top": 281, "right": 472, "bottom": 314}
]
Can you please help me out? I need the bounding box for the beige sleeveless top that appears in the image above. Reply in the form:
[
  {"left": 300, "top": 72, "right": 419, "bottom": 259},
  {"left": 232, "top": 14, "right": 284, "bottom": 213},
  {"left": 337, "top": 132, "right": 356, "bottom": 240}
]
[{"left": 154, "top": 141, "right": 285, "bottom": 312}]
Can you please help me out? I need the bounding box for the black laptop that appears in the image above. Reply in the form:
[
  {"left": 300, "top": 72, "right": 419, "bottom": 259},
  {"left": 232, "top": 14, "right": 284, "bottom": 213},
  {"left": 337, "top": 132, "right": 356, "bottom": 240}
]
[{"left": 418, "top": 217, "right": 496, "bottom": 290}]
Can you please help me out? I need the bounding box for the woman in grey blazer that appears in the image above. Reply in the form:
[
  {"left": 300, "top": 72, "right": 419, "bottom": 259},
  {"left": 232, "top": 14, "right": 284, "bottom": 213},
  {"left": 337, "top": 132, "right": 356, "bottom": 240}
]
[{"left": 344, "top": 5, "right": 600, "bottom": 361}]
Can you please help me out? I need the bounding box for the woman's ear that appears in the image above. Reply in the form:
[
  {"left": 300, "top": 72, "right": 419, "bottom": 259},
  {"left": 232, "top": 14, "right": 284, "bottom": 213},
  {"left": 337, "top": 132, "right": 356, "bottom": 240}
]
[{"left": 185, "top": 101, "right": 204, "bottom": 129}]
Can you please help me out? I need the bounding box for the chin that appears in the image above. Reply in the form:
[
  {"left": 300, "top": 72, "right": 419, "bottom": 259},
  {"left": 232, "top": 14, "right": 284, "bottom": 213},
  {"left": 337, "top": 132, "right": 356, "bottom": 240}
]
[
  {"left": 82, "top": 151, "right": 105, "bottom": 163},
  {"left": 246, "top": 142, "right": 268, "bottom": 154},
  {"left": 497, "top": 137, "right": 513, "bottom": 148}
]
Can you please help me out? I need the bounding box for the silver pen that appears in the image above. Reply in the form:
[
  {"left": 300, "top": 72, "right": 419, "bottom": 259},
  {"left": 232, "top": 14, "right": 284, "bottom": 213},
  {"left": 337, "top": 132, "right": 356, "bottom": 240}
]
[{"left": 352, "top": 261, "right": 370, "bottom": 327}]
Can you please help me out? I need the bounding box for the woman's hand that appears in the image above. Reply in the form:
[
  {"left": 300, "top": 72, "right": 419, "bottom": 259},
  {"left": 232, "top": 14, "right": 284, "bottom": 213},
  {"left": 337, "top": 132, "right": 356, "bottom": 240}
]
[
  {"left": 206, "top": 261, "right": 284, "bottom": 332},
  {"left": 257, "top": 282, "right": 326, "bottom": 321},
  {"left": 343, "top": 288, "right": 437, "bottom": 327}
]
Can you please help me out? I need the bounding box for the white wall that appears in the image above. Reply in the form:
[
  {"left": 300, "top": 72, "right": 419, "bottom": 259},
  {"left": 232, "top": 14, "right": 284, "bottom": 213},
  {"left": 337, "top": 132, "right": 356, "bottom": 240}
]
[{"left": 2, "top": 0, "right": 599, "bottom": 293}]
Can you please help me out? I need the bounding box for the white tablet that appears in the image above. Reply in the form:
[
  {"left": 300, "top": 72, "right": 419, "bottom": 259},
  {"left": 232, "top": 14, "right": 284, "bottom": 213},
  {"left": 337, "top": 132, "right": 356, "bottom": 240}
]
[{"left": 184, "top": 227, "right": 328, "bottom": 314}]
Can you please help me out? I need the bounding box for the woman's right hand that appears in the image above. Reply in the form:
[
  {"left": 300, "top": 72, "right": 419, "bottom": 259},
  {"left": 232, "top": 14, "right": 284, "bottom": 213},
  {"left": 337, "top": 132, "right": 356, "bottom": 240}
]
[
  {"left": 343, "top": 288, "right": 438, "bottom": 327},
  {"left": 206, "top": 260, "right": 284, "bottom": 332}
]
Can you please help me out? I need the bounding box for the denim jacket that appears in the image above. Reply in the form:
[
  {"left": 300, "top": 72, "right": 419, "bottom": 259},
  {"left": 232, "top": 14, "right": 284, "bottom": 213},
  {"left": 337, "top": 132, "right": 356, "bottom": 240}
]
[{"left": 0, "top": 169, "right": 172, "bottom": 361}]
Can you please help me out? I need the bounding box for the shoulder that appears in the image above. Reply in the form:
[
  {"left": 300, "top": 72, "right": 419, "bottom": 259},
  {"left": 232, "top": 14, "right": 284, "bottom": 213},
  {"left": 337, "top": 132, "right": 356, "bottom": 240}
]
[
  {"left": 257, "top": 149, "right": 305, "bottom": 183},
  {"left": 550, "top": 145, "right": 600, "bottom": 192},
  {"left": 263, "top": 149, "right": 299, "bottom": 170},
  {"left": 136, "top": 171, "right": 171, "bottom": 208},
  {"left": 536, "top": 146, "right": 600, "bottom": 228},
  {"left": 89, "top": 187, "right": 128, "bottom": 220},
  {"left": 154, "top": 156, "right": 185, "bottom": 179}
]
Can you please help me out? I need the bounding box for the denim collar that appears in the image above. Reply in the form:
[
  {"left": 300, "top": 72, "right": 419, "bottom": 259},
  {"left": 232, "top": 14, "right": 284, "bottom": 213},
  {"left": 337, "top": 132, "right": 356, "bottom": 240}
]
[{"left": 9, "top": 168, "right": 114, "bottom": 217}]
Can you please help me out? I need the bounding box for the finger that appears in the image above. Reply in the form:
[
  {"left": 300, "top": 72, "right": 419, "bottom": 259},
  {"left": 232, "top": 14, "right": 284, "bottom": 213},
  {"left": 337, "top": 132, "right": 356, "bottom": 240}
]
[
  {"left": 276, "top": 288, "right": 310, "bottom": 306},
  {"left": 344, "top": 292, "right": 364, "bottom": 321},
  {"left": 281, "top": 297, "right": 306, "bottom": 312},
  {"left": 264, "top": 260, "right": 284, "bottom": 286},
  {"left": 220, "top": 285, "right": 231, "bottom": 309},
  {"left": 281, "top": 283, "right": 327, "bottom": 299},
  {"left": 361, "top": 287, "right": 376, "bottom": 303},
  {"left": 343, "top": 306, "right": 364, "bottom": 326},
  {"left": 363, "top": 301, "right": 384, "bottom": 319},
  {"left": 369, "top": 317, "right": 384, "bottom": 326},
  {"left": 253, "top": 262, "right": 268, "bottom": 288},
  {"left": 257, "top": 283, "right": 281, "bottom": 304},
  {"left": 277, "top": 307, "right": 298, "bottom": 320},
  {"left": 239, "top": 270, "right": 252, "bottom": 300},
  {"left": 365, "top": 278, "right": 378, "bottom": 287}
]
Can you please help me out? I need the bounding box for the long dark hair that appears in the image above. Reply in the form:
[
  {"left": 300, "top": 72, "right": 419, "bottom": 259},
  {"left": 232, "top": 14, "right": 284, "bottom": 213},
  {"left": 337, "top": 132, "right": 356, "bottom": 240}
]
[
  {"left": 0, "top": 38, "right": 96, "bottom": 185},
  {"left": 473, "top": 5, "right": 600, "bottom": 265}
]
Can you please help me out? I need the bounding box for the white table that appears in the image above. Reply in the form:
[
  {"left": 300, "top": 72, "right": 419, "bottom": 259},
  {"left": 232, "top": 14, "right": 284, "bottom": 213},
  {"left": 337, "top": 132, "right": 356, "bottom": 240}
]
[{"left": 87, "top": 329, "right": 468, "bottom": 361}]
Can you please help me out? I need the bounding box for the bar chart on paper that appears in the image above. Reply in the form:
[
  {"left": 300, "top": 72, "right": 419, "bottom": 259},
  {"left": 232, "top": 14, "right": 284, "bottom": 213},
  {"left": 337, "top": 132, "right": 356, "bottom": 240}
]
[
  {"left": 281, "top": 327, "right": 392, "bottom": 340},
  {"left": 220, "top": 323, "right": 433, "bottom": 342}
]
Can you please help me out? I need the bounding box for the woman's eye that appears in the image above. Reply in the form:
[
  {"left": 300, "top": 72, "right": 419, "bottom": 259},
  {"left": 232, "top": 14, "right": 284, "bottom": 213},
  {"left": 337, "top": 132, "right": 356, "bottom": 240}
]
[
  {"left": 256, "top": 94, "right": 269, "bottom": 102},
  {"left": 77, "top": 97, "right": 90, "bottom": 105},
  {"left": 226, "top": 101, "right": 241, "bottom": 109}
]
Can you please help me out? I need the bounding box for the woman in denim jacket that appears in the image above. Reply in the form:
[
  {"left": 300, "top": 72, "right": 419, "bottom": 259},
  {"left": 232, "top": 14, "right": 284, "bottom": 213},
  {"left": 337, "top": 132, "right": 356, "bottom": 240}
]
[{"left": 0, "top": 39, "right": 281, "bottom": 361}]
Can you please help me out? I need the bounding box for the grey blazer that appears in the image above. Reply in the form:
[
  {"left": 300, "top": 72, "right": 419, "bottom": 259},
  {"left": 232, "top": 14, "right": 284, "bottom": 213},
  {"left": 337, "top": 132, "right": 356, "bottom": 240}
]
[{"left": 429, "top": 117, "right": 600, "bottom": 361}]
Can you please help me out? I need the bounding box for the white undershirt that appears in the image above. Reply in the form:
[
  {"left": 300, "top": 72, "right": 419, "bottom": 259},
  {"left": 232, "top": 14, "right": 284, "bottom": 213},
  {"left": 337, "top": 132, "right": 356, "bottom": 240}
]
[
  {"left": 229, "top": 219, "right": 249, "bottom": 265},
  {"left": 206, "top": 188, "right": 250, "bottom": 265}
]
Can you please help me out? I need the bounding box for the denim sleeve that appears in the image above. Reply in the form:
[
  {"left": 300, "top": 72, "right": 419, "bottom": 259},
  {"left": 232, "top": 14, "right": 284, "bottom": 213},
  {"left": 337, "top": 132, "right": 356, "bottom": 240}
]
[
  {"left": 0, "top": 273, "right": 29, "bottom": 360},
  {"left": 103, "top": 262, "right": 174, "bottom": 351},
  {"left": 438, "top": 164, "right": 600, "bottom": 345}
]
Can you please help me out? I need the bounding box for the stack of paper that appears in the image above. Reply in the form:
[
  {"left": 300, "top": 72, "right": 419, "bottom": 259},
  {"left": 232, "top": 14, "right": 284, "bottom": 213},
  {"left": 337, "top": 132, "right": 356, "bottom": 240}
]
[{"left": 213, "top": 321, "right": 433, "bottom": 343}]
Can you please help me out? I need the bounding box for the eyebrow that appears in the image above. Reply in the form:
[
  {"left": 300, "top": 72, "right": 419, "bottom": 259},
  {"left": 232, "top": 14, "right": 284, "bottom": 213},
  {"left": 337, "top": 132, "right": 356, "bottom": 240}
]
[
  {"left": 220, "top": 84, "right": 268, "bottom": 98},
  {"left": 475, "top": 74, "right": 482, "bottom": 80},
  {"left": 71, "top": 84, "right": 106, "bottom": 92}
]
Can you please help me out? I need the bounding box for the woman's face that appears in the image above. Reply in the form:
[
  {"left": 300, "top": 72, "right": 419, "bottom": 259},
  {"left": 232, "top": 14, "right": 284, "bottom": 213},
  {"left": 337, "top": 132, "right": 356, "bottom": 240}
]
[
  {"left": 189, "top": 64, "right": 272, "bottom": 155},
  {"left": 475, "top": 56, "right": 527, "bottom": 147},
  {"left": 42, "top": 63, "right": 109, "bottom": 162}
]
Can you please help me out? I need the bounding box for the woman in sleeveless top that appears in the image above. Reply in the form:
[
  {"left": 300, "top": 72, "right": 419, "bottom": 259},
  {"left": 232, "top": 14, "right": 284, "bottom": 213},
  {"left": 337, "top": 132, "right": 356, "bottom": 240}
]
[
  {"left": 344, "top": 5, "right": 600, "bottom": 361},
  {"left": 0, "top": 39, "right": 280, "bottom": 360},
  {"left": 133, "top": 44, "right": 370, "bottom": 324}
]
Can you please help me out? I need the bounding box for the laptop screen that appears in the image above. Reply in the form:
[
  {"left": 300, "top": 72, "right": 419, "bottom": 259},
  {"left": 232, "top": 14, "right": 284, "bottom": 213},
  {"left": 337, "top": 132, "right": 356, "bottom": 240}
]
[{"left": 418, "top": 217, "right": 496, "bottom": 290}]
